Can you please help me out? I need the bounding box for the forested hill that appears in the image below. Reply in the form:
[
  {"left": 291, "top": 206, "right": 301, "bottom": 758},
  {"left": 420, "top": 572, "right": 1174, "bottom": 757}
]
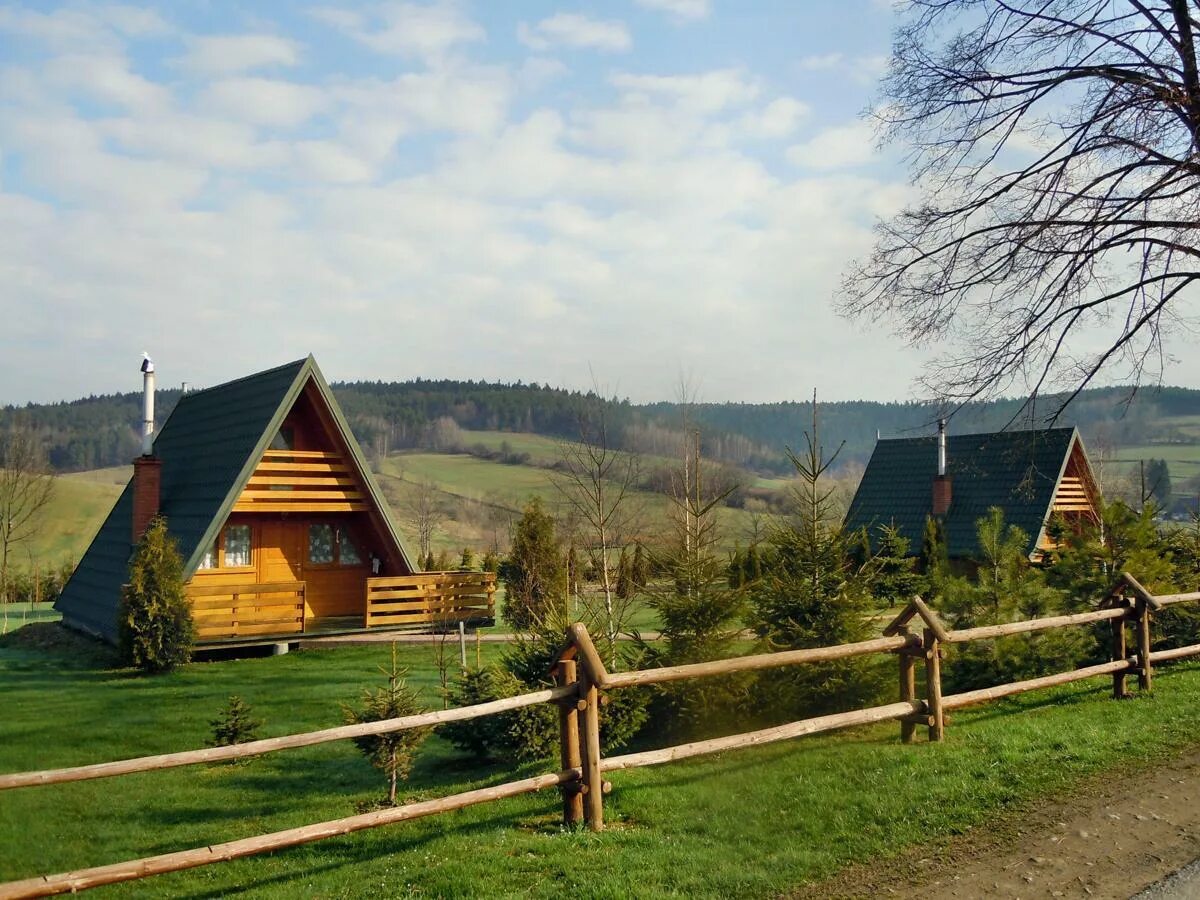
[{"left": 2, "top": 378, "right": 1196, "bottom": 474}]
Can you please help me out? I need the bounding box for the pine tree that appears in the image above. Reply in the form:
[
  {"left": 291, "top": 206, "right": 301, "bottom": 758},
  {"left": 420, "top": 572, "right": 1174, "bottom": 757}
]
[
  {"left": 919, "top": 514, "right": 949, "bottom": 589},
  {"left": 631, "top": 542, "right": 649, "bottom": 590},
  {"left": 870, "top": 523, "right": 921, "bottom": 608},
  {"left": 118, "top": 516, "right": 195, "bottom": 674},
  {"left": 615, "top": 546, "right": 632, "bottom": 599},
  {"left": 207, "top": 696, "right": 263, "bottom": 748},
  {"left": 749, "top": 395, "right": 883, "bottom": 718},
  {"left": 343, "top": 643, "right": 430, "bottom": 805},
  {"left": 434, "top": 549, "right": 451, "bottom": 571},
  {"left": 500, "top": 497, "right": 566, "bottom": 630},
  {"left": 423, "top": 550, "right": 435, "bottom": 571},
  {"left": 727, "top": 546, "right": 745, "bottom": 589},
  {"left": 460, "top": 547, "right": 475, "bottom": 570},
  {"left": 481, "top": 550, "right": 499, "bottom": 574},
  {"left": 743, "top": 542, "right": 762, "bottom": 585}
]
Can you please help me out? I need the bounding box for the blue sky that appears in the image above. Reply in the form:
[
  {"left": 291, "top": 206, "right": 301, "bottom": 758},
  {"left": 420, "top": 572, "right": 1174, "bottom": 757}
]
[{"left": 0, "top": 1, "right": 924, "bottom": 405}]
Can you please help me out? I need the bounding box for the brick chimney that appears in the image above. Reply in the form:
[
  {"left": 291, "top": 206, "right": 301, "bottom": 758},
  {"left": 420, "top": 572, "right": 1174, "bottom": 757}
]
[
  {"left": 132, "top": 456, "right": 162, "bottom": 543},
  {"left": 932, "top": 418, "right": 952, "bottom": 516},
  {"left": 131, "top": 353, "right": 160, "bottom": 543}
]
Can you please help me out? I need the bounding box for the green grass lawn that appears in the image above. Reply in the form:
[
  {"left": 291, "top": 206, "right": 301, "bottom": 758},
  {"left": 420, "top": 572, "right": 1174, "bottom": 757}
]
[{"left": 5, "top": 629, "right": 1200, "bottom": 897}]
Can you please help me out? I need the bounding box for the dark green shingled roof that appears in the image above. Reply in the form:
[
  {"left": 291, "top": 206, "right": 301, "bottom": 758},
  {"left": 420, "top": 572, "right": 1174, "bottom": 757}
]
[
  {"left": 56, "top": 356, "right": 413, "bottom": 642},
  {"left": 843, "top": 427, "right": 1079, "bottom": 560}
]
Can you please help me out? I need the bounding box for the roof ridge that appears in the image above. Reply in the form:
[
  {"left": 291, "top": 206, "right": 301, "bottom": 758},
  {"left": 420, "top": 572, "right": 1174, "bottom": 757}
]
[{"left": 174, "top": 357, "right": 309, "bottom": 401}]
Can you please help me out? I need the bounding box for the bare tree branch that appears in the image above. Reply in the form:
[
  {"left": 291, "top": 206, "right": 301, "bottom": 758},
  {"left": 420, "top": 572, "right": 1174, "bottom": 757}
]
[{"left": 841, "top": 0, "right": 1200, "bottom": 420}]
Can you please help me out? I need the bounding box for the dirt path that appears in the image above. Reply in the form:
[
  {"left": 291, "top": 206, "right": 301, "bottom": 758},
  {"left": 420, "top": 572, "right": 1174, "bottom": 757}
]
[{"left": 796, "top": 747, "right": 1200, "bottom": 899}]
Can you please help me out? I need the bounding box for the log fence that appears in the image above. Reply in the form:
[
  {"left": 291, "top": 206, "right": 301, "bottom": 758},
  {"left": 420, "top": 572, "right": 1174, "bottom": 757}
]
[{"left": 3, "top": 571, "right": 1200, "bottom": 898}]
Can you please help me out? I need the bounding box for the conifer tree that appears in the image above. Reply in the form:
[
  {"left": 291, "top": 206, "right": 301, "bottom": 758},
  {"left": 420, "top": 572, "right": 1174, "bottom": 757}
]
[
  {"left": 870, "top": 523, "right": 921, "bottom": 608},
  {"left": 500, "top": 497, "right": 566, "bottom": 630},
  {"left": 207, "top": 696, "right": 263, "bottom": 748},
  {"left": 615, "top": 546, "right": 632, "bottom": 599},
  {"left": 118, "top": 516, "right": 194, "bottom": 674},
  {"left": 631, "top": 542, "right": 649, "bottom": 590},
  {"left": 423, "top": 550, "right": 436, "bottom": 571},
  {"left": 344, "top": 643, "right": 429, "bottom": 805},
  {"left": 749, "top": 394, "right": 883, "bottom": 717},
  {"left": 460, "top": 547, "right": 474, "bottom": 570}
]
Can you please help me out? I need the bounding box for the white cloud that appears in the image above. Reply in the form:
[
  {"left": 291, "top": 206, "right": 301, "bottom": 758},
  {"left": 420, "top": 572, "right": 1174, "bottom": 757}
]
[
  {"left": 313, "top": 2, "right": 484, "bottom": 60},
  {"left": 0, "top": 5, "right": 169, "bottom": 50},
  {"left": 787, "top": 121, "right": 877, "bottom": 169},
  {"left": 737, "top": 97, "right": 809, "bottom": 139},
  {"left": 518, "top": 14, "right": 631, "bottom": 53},
  {"left": 177, "top": 34, "right": 301, "bottom": 75},
  {"left": 43, "top": 52, "right": 170, "bottom": 113},
  {"left": 610, "top": 69, "right": 759, "bottom": 114},
  {"left": 797, "top": 53, "right": 843, "bottom": 71},
  {"left": 199, "top": 77, "right": 327, "bottom": 128},
  {"left": 634, "top": 0, "right": 711, "bottom": 21}
]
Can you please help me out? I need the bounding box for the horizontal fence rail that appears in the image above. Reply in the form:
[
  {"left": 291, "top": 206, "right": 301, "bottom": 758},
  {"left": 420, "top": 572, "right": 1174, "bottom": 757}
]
[
  {"left": 186, "top": 581, "right": 306, "bottom": 640},
  {"left": 5, "top": 571, "right": 1200, "bottom": 898}
]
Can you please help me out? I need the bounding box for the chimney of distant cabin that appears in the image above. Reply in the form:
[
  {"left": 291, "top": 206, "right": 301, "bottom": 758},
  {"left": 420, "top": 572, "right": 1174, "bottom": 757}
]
[
  {"left": 932, "top": 418, "right": 952, "bottom": 516},
  {"left": 131, "top": 353, "right": 161, "bottom": 543}
]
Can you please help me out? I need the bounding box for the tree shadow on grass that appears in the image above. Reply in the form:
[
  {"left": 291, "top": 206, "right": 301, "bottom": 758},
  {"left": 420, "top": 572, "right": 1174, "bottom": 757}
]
[{"left": 170, "top": 804, "right": 557, "bottom": 899}]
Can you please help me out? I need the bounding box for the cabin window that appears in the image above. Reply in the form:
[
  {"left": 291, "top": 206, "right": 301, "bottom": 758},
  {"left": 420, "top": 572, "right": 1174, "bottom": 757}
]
[
  {"left": 199, "top": 542, "right": 217, "bottom": 570},
  {"left": 308, "top": 524, "right": 335, "bottom": 564},
  {"left": 197, "top": 525, "right": 253, "bottom": 570},
  {"left": 270, "top": 426, "right": 295, "bottom": 451},
  {"left": 339, "top": 529, "right": 363, "bottom": 566},
  {"left": 225, "top": 525, "right": 251, "bottom": 567},
  {"left": 307, "top": 523, "right": 364, "bottom": 566}
]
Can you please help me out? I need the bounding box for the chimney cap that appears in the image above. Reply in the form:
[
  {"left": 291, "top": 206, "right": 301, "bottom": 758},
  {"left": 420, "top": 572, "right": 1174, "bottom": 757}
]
[{"left": 141, "top": 352, "right": 154, "bottom": 374}]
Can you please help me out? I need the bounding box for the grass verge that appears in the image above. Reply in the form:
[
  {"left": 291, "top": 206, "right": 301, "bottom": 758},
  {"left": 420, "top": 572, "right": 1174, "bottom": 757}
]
[{"left": 3, "top": 629, "right": 1200, "bottom": 898}]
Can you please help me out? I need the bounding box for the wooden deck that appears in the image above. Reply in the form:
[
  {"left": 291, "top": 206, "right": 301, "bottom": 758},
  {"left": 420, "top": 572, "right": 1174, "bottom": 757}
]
[{"left": 188, "top": 571, "right": 497, "bottom": 646}]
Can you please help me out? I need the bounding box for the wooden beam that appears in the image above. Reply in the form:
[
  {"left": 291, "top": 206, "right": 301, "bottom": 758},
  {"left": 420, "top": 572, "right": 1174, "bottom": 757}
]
[
  {"left": 0, "top": 685, "right": 575, "bottom": 791},
  {"left": 0, "top": 770, "right": 580, "bottom": 898},
  {"left": 941, "top": 658, "right": 1135, "bottom": 710}
]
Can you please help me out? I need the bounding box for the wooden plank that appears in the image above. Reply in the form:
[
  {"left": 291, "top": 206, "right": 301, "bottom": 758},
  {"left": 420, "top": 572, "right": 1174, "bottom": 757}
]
[
  {"left": 186, "top": 582, "right": 304, "bottom": 598},
  {"left": 0, "top": 770, "right": 581, "bottom": 899},
  {"left": 251, "top": 461, "right": 348, "bottom": 474},
  {"left": 231, "top": 502, "right": 368, "bottom": 513},
  {"left": 0, "top": 686, "right": 575, "bottom": 791},
  {"left": 366, "top": 601, "right": 489, "bottom": 615},
  {"left": 260, "top": 449, "right": 342, "bottom": 459},
  {"left": 947, "top": 607, "right": 1126, "bottom": 643},
  {"left": 247, "top": 476, "right": 357, "bottom": 487},
  {"left": 600, "top": 633, "right": 915, "bottom": 690},
  {"left": 365, "top": 610, "right": 483, "bottom": 627},
  {"left": 941, "top": 658, "right": 1136, "bottom": 710},
  {"left": 238, "top": 490, "right": 363, "bottom": 501},
  {"left": 601, "top": 700, "right": 924, "bottom": 773},
  {"left": 1149, "top": 642, "right": 1200, "bottom": 663}
]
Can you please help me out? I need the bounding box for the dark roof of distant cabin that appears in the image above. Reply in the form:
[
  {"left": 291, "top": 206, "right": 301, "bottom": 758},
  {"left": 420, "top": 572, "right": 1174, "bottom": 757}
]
[
  {"left": 843, "top": 427, "right": 1079, "bottom": 560},
  {"left": 55, "top": 358, "right": 309, "bottom": 641}
]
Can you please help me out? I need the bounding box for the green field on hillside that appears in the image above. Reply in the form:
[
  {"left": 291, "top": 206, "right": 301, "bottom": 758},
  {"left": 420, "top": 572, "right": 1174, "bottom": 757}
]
[
  {"left": 17, "top": 471, "right": 124, "bottom": 570},
  {"left": 4, "top": 630, "right": 1200, "bottom": 897},
  {"left": 377, "top": 450, "right": 762, "bottom": 555}
]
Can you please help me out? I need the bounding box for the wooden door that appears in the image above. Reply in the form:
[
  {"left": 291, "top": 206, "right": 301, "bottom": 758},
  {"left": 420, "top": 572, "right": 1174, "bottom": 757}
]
[{"left": 259, "top": 521, "right": 303, "bottom": 581}]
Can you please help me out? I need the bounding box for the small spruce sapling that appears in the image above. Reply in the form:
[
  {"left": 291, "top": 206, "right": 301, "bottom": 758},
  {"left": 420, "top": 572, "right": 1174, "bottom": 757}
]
[
  {"left": 207, "top": 695, "right": 263, "bottom": 749},
  {"left": 118, "top": 516, "right": 195, "bottom": 674},
  {"left": 343, "top": 643, "right": 430, "bottom": 805}
]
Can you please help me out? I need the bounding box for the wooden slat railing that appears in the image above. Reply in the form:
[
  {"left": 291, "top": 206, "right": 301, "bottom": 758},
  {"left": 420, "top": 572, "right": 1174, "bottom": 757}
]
[
  {"left": 187, "top": 581, "right": 305, "bottom": 640},
  {"left": 4, "top": 571, "right": 1200, "bottom": 898},
  {"left": 365, "top": 571, "right": 496, "bottom": 628}
]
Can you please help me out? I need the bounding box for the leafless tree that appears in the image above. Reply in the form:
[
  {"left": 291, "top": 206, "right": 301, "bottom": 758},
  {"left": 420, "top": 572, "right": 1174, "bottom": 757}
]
[
  {"left": 842, "top": 1, "right": 1200, "bottom": 419},
  {"left": 0, "top": 427, "right": 55, "bottom": 632},
  {"left": 553, "top": 390, "right": 643, "bottom": 664},
  {"left": 405, "top": 479, "right": 441, "bottom": 563}
]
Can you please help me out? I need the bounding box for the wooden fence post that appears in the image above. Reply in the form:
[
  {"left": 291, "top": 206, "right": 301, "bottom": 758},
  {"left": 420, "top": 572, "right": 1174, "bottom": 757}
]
[
  {"left": 1111, "top": 603, "right": 1128, "bottom": 699},
  {"left": 899, "top": 631, "right": 916, "bottom": 745},
  {"left": 555, "top": 658, "right": 584, "bottom": 827},
  {"left": 923, "top": 628, "right": 944, "bottom": 742},
  {"left": 1136, "top": 598, "right": 1154, "bottom": 693},
  {"left": 577, "top": 669, "right": 605, "bottom": 831}
]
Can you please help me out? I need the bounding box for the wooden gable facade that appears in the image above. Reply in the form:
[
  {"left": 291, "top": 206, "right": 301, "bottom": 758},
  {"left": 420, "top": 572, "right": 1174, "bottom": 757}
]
[{"left": 57, "top": 357, "right": 495, "bottom": 646}]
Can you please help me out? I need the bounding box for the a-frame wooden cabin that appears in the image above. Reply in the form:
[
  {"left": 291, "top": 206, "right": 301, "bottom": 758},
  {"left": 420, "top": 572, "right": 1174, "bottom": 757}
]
[
  {"left": 844, "top": 425, "right": 1101, "bottom": 563},
  {"left": 56, "top": 356, "right": 495, "bottom": 646}
]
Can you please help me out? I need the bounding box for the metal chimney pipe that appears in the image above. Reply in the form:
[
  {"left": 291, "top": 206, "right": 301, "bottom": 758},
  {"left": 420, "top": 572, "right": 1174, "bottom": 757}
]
[
  {"left": 141, "top": 353, "right": 155, "bottom": 456},
  {"left": 937, "top": 418, "right": 947, "bottom": 476}
]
